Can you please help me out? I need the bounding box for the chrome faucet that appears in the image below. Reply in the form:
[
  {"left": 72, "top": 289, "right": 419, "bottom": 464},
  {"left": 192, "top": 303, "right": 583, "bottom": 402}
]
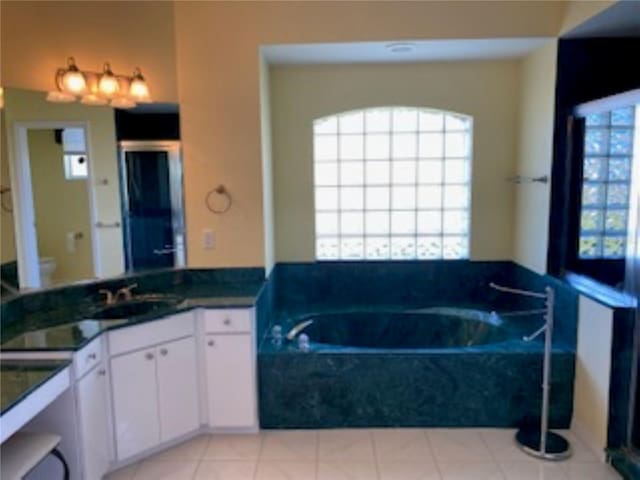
[
  {"left": 99, "top": 283, "right": 138, "bottom": 305},
  {"left": 114, "top": 283, "right": 138, "bottom": 302},
  {"left": 286, "top": 319, "right": 314, "bottom": 341}
]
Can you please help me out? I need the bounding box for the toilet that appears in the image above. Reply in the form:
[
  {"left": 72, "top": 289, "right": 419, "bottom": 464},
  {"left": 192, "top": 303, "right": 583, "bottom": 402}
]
[{"left": 39, "top": 257, "right": 57, "bottom": 287}]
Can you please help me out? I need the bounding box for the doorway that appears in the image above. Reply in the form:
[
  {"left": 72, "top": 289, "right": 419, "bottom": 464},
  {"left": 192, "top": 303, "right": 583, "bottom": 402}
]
[{"left": 119, "top": 141, "right": 185, "bottom": 271}]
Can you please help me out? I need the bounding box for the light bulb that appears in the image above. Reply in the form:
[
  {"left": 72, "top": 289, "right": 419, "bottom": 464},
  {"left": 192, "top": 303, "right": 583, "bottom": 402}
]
[
  {"left": 129, "top": 67, "right": 151, "bottom": 103},
  {"left": 61, "top": 57, "right": 87, "bottom": 95},
  {"left": 98, "top": 63, "right": 119, "bottom": 98}
]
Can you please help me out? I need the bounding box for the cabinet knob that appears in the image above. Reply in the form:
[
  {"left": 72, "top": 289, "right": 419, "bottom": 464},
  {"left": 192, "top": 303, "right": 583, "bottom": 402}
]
[
  {"left": 97, "top": 369, "right": 106, "bottom": 376},
  {"left": 207, "top": 339, "right": 215, "bottom": 347},
  {"left": 87, "top": 353, "right": 97, "bottom": 362},
  {"left": 223, "top": 318, "right": 232, "bottom": 326},
  {"left": 160, "top": 348, "right": 168, "bottom": 356},
  {"left": 145, "top": 352, "right": 154, "bottom": 360}
]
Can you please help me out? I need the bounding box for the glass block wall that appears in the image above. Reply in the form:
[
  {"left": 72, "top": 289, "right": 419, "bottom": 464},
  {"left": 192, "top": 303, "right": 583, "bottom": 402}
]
[
  {"left": 313, "top": 107, "right": 472, "bottom": 261},
  {"left": 579, "top": 106, "right": 635, "bottom": 259}
]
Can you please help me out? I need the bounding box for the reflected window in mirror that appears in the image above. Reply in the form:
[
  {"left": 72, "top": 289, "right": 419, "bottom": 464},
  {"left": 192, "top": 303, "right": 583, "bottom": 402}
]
[{"left": 61, "top": 127, "right": 89, "bottom": 180}]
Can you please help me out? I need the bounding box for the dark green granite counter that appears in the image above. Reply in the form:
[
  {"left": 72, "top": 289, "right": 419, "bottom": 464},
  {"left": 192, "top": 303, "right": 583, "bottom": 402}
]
[
  {"left": 1, "top": 360, "right": 71, "bottom": 415},
  {"left": 1, "top": 281, "right": 263, "bottom": 352}
]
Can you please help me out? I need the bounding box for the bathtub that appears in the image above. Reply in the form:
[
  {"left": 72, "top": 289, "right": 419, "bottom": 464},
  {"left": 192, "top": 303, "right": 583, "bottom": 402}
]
[{"left": 258, "top": 306, "right": 575, "bottom": 429}]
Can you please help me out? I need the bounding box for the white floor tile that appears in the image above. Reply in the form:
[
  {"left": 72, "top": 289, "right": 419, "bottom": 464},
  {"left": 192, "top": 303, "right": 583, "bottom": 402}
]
[
  {"left": 480, "top": 429, "right": 537, "bottom": 462},
  {"left": 317, "top": 460, "right": 379, "bottom": 480},
  {"left": 499, "top": 461, "right": 568, "bottom": 480},
  {"left": 150, "top": 436, "right": 210, "bottom": 461},
  {"left": 133, "top": 460, "right": 199, "bottom": 480},
  {"left": 428, "top": 429, "right": 493, "bottom": 462},
  {"left": 260, "top": 430, "right": 318, "bottom": 460},
  {"left": 438, "top": 462, "right": 505, "bottom": 480},
  {"left": 254, "top": 460, "right": 317, "bottom": 480},
  {"left": 194, "top": 460, "right": 256, "bottom": 480},
  {"left": 373, "top": 429, "right": 435, "bottom": 462},
  {"left": 104, "top": 463, "right": 139, "bottom": 480},
  {"left": 318, "top": 429, "right": 375, "bottom": 461},
  {"left": 562, "top": 461, "right": 622, "bottom": 480},
  {"left": 377, "top": 461, "right": 442, "bottom": 480},
  {"left": 558, "top": 431, "right": 600, "bottom": 462},
  {"left": 204, "top": 434, "right": 262, "bottom": 460}
]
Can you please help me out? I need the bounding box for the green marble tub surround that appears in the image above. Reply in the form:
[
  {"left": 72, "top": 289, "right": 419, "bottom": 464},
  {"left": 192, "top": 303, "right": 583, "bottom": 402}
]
[{"left": 1, "top": 360, "right": 71, "bottom": 415}]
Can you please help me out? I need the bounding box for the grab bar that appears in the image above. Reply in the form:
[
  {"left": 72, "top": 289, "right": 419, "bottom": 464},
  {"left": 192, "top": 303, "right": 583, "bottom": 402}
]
[{"left": 489, "top": 282, "right": 546, "bottom": 299}]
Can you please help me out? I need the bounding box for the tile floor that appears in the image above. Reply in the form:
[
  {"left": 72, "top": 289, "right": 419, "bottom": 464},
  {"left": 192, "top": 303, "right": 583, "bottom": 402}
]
[{"left": 104, "top": 428, "right": 623, "bottom": 480}]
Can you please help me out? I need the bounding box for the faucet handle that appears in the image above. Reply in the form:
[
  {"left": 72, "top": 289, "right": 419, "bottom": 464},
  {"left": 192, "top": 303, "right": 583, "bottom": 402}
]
[
  {"left": 119, "top": 283, "right": 138, "bottom": 301},
  {"left": 99, "top": 289, "right": 114, "bottom": 305}
]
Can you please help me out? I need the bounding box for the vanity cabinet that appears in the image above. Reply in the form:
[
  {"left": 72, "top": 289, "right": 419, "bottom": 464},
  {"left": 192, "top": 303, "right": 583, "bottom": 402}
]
[
  {"left": 75, "top": 361, "right": 111, "bottom": 480},
  {"left": 108, "top": 313, "right": 199, "bottom": 461},
  {"left": 74, "top": 338, "right": 111, "bottom": 480},
  {"left": 202, "top": 308, "right": 257, "bottom": 429}
]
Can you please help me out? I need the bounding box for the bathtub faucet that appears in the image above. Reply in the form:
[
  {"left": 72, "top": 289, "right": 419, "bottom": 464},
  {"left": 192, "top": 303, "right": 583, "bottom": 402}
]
[{"left": 286, "top": 319, "right": 314, "bottom": 341}]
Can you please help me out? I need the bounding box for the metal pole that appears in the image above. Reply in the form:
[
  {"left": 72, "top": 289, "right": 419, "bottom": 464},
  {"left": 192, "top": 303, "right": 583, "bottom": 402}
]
[{"left": 539, "top": 286, "right": 554, "bottom": 454}]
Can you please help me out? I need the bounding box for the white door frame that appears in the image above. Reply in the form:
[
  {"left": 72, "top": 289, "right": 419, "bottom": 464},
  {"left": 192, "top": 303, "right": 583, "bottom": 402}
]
[{"left": 9, "top": 121, "right": 101, "bottom": 289}]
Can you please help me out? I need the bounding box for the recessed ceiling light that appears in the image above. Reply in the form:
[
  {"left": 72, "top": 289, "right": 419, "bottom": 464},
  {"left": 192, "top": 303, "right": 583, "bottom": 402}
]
[{"left": 386, "top": 42, "right": 417, "bottom": 54}]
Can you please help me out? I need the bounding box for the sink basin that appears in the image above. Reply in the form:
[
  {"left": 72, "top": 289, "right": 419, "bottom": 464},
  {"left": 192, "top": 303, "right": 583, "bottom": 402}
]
[{"left": 91, "top": 297, "right": 183, "bottom": 320}]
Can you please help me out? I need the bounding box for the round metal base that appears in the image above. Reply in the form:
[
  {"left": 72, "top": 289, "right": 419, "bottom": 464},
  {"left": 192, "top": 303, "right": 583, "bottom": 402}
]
[{"left": 515, "top": 428, "right": 572, "bottom": 461}]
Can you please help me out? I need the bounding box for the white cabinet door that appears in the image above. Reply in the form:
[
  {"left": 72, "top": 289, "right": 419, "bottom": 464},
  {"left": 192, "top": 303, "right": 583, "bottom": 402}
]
[
  {"left": 76, "top": 364, "right": 111, "bottom": 480},
  {"left": 110, "top": 348, "right": 160, "bottom": 460},
  {"left": 205, "top": 333, "right": 256, "bottom": 428},
  {"left": 156, "top": 336, "right": 200, "bottom": 441}
]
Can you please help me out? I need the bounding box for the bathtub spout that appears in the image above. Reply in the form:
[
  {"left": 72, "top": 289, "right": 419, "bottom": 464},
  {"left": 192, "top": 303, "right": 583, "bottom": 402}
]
[{"left": 286, "top": 319, "right": 314, "bottom": 341}]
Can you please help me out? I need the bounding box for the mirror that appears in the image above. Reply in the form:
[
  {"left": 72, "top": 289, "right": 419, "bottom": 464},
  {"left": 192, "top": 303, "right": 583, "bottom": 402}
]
[{"left": 0, "top": 87, "right": 184, "bottom": 294}]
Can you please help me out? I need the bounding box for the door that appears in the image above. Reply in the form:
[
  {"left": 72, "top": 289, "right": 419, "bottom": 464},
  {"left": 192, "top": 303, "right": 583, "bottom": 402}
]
[
  {"left": 156, "top": 336, "right": 200, "bottom": 441},
  {"left": 76, "top": 364, "right": 111, "bottom": 480},
  {"left": 110, "top": 348, "right": 160, "bottom": 460},
  {"left": 205, "top": 334, "right": 256, "bottom": 428},
  {"left": 119, "top": 141, "right": 184, "bottom": 272}
]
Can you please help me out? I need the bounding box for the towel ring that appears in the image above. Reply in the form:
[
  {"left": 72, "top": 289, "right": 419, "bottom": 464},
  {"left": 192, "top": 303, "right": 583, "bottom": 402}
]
[{"left": 205, "top": 185, "right": 232, "bottom": 214}]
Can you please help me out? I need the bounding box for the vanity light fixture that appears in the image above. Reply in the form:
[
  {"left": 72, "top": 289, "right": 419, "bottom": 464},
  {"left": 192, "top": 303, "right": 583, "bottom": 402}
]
[
  {"left": 47, "top": 57, "right": 152, "bottom": 108},
  {"left": 98, "top": 62, "right": 120, "bottom": 98}
]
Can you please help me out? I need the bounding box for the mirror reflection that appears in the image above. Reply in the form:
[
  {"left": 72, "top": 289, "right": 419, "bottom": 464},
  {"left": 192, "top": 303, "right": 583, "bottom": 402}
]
[{"left": 0, "top": 87, "right": 184, "bottom": 293}]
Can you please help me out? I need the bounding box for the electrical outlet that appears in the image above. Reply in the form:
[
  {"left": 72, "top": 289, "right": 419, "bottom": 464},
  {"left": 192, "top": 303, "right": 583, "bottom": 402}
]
[{"left": 203, "top": 229, "right": 215, "bottom": 250}]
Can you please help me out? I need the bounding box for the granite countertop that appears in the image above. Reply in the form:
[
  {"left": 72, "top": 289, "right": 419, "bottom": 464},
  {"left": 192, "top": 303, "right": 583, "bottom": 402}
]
[
  {"left": 1, "top": 360, "right": 71, "bottom": 415},
  {"left": 0, "top": 282, "right": 263, "bottom": 352}
]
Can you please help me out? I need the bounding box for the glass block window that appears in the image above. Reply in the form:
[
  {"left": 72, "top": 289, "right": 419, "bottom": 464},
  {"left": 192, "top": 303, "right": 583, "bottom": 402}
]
[
  {"left": 313, "top": 107, "right": 472, "bottom": 261},
  {"left": 579, "top": 106, "right": 635, "bottom": 259}
]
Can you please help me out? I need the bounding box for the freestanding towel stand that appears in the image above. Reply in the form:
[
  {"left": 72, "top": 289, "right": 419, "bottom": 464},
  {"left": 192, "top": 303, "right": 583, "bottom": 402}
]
[{"left": 490, "top": 283, "right": 571, "bottom": 461}]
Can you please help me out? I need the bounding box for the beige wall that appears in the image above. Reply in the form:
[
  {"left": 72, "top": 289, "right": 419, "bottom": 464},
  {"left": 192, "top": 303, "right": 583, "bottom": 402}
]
[
  {"left": 0, "top": 1, "right": 615, "bottom": 270},
  {"left": 573, "top": 295, "right": 614, "bottom": 460},
  {"left": 560, "top": 0, "right": 616, "bottom": 34},
  {"left": 173, "top": 1, "right": 567, "bottom": 268},
  {"left": 1, "top": 111, "right": 16, "bottom": 263},
  {"left": 270, "top": 61, "right": 520, "bottom": 262},
  {"left": 28, "top": 130, "right": 94, "bottom": 283},
  {"left": 3, "top": 88, "right": 124, "bottom": 280},
  {"left": 0, "top": 1, "right": 178, "bottom": 102},
  {"left": 513, "top": 41, "right": 558, "bottom": 274}
]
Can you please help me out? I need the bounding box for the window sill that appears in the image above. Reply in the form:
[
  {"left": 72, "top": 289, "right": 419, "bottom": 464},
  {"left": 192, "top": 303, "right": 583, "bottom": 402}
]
[{"left": 564, "top": 271, "right": 636, "bottom": 309}]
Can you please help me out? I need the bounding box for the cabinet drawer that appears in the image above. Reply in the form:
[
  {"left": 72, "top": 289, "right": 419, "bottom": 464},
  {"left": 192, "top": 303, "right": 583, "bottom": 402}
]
[
  {"left": 203, "top": 309, "right": 252, "bottom": 333},
  {"left": 109, "top": 312, "right": 195, "bottom": 356},
  {"left": 74, "top": 337, "right": 102, "bottom": 379}
]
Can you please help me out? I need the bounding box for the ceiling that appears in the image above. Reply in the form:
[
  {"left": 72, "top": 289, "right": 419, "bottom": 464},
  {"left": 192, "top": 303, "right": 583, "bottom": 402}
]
[
  {"left": 262, "top": 38, "right": 553, "bottom": 66},
  {"left": 563, "top": 0, "right": 640, "bottom": 38}
]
